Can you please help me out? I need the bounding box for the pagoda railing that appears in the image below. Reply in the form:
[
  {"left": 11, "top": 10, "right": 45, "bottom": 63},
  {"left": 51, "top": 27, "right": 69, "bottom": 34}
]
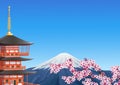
[
  {"left": 0, "top": 66, "right": 26, "bottom": 70},
  {"left": 0, "top": 52, "right": 29, "bottom": 57},
  {"left": 24, "top": 82, "right": 40, "bottom": 85}
]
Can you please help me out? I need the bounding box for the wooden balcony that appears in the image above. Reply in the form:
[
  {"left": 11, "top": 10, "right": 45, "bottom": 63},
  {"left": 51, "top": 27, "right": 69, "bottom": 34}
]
[
  {"left": 20, "top": 52, "right": 29, "bottom": 56},
  {"left": 0, "top": 66, "right": 26, "bottom": 70},
  {"left": 0, "top": 52, "right": 29, "bottom": 57},
  {"left": 0, "top": 45, "right": 30, "bottom": 57}
]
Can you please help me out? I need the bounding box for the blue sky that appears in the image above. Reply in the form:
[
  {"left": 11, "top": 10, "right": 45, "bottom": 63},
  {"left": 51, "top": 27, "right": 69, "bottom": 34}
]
[{"left": 0, "top": 0, "right": 120, "bottom": 70}]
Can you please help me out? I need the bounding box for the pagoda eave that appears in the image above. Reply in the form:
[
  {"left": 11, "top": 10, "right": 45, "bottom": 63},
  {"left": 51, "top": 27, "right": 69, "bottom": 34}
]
[
  {"left": 0, "top": 57, "right": 32, "bottom": 61},
  {"left": 0, "top": 70, "right": 36, "bottom": 75},
  {"left": 0, "top": 35, "right": 32, "bottom": 45}
]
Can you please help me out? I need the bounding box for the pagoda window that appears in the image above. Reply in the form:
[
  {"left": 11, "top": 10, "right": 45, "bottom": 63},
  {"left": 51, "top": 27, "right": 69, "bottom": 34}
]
[
  {"left": 18, "top": 83, "right": 22, "bottom": 85},
  {"left": 10, "top": 80, "right": 14, "bottom": 84},
  {"left": 12, "top": 66, "right": 14, "bottom": 68},
  {"left": 10, "top": 50, "right": 14, "bottom": 53},
  {"left": 15, "top": 50, "right": 18, "bottom": 52},
  {"left": 16, "top": 61, "right": 21, "bottom": 64},
  {"left": 10, "top": 75, "right": 17, "bottom": 78},
  {"left": 6, "top": 80, "right": 8, "bottom": 83},
  {"left": 5, "top": 65, "right": 9, "bottom": 68},
  {"left": 5, "top": 61, "right": 9, "bottom": 64},
  {"left": 19, "top": 79, "right": 22, "bottom": 83},
  {"left": 4, "top": 75, "right": 9, "bottom": 78},
  {"left": 14, "top": 65, "right": 16, "bottom": 68},
  {"left": 6, "top": 50, "right": 9, "bottom": 53},
  {"left": 17, "top": 66, "right": 20, "bottom": 68},
  {"left": 10, "top": 61, "right": 15, "bottom": 64},
  {"left": 18, "top": 75, "right": 22, "bottom": 78}
]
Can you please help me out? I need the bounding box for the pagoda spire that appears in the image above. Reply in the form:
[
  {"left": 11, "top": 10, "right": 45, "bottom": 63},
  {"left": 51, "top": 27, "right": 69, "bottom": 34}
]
[{"left": 7, "top": 6, "right": 13, "bottom": 36}]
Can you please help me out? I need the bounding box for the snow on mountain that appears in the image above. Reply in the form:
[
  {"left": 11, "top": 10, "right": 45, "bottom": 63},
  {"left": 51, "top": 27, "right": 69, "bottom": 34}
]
[{"left": 33, "top": 52, "right": 80, "bottom": 70}]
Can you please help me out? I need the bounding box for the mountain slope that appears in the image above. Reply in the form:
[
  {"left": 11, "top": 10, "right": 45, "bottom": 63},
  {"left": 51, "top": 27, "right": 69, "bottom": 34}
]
[
  {"left": 25, "top": 52, "right": 113, "bottom": 85},
  {"left": 33, "top": 53, "right": 80, "bottom": 69}
]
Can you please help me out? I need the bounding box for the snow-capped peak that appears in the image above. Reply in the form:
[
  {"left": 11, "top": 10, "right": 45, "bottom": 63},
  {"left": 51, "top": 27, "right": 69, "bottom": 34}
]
[{"left": 33, "top": 52, "right": 80, "bottom": 70}]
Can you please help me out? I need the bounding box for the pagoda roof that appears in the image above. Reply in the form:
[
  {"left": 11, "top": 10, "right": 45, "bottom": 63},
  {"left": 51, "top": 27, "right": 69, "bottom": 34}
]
[
  {"left": 0, "top": 35, "right": 32, "bottom": 45},
  {"left": 0, "top": 57, "right": 32, "bottom": 61},
  {"left": 0, "top": 70, "right": 36, "bottom": 75}
]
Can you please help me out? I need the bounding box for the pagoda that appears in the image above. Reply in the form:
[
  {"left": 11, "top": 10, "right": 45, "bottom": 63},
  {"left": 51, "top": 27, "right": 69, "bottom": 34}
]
[{"left": 0, "top": 6, "right": 38, "bottom": 85}]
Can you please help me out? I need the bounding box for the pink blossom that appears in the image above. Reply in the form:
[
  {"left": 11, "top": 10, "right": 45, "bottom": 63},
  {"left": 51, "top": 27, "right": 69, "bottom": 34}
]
[
  {"left": 62, "top": 76, "right": 76, "bottom": 84},
  {"left": 50, "top": 58, "right": 120, "bottom": 85},
  {"left": 82, "top": 78, "right": 98, "bottom": 85}
]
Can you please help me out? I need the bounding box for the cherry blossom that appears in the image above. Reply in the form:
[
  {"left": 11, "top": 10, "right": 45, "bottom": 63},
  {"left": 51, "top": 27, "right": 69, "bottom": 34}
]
[
  {"left": 50, "top": 58, "right": 120, "bottom": 85},
  {"left": 82, "top": 78, "right": 98, "bottom": 85},
  {"left": 62, "top": 76, "right": 76, "bottom": 84},
  {"left": 111, "top": 66, "right": 120, "bottom": 82},
  {"left": 50, "top": 64, "right": 63, "bottom": 74},
  {"left": 80, "top": 58, "right": 100, "bottom": 71}
]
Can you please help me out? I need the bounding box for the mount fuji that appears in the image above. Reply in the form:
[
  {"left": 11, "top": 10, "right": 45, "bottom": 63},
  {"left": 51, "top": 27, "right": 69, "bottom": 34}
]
[
  {"left": 33, "top": 53, "right": 80, "bottom": 69},
  {"left": 24, "top": 53, "right": 111, "bottom": 85}
]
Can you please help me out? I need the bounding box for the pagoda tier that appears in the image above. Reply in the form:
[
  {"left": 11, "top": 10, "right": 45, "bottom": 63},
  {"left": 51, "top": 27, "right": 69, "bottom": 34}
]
[
  {"left": 0, "top": 35, "right": 32, "bottom": 45},
  {"left": 0, "top": 57, "right": 32, "bottom": 61},
  {"left": 0, "top": 70, "right": 36, "bottom": 85},
  {"left": 0, "top": 35, "right": 32, "bottom": 57},
  {"left": 0, "top": 70, "right": 35, "bottom": 75}
]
